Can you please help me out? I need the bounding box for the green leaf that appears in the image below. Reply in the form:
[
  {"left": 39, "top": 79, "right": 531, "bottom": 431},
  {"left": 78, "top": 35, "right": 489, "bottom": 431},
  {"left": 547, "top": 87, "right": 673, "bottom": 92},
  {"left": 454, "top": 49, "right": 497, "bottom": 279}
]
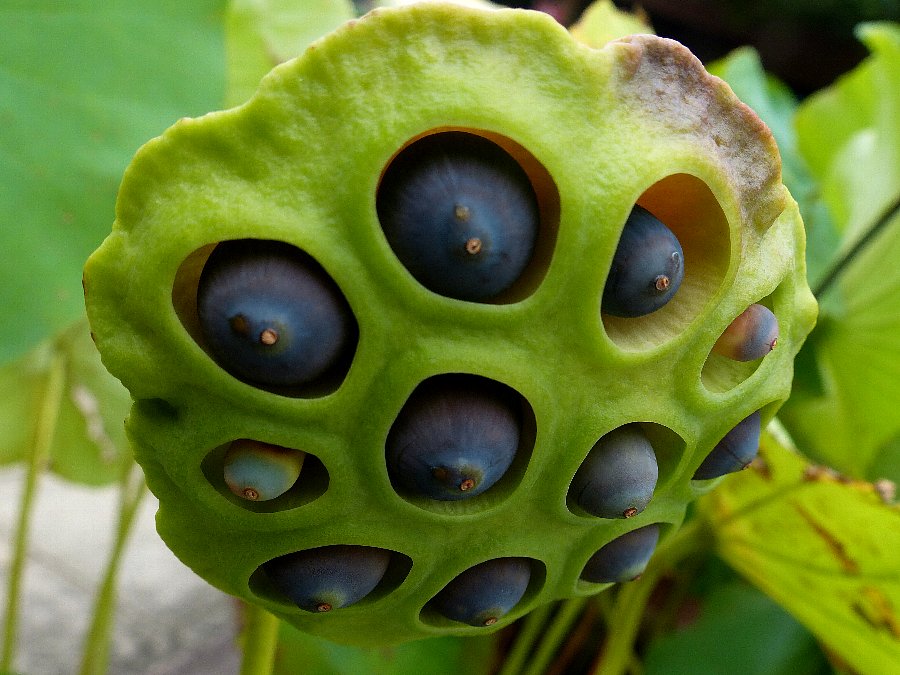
[
  {"left": 700, "top": 429, "right": 900, "bottom": 675},
  {"left": 274, "top": 621, "right": 495, "bottom": 675},
  {"left": 794, "top": 23, "right": 900, "bottom": 282},
  {"left": 225, "top": 0, "right": 355, "bottom": 107},
  {"left": 644, "top": 580, "right": 830, "bottom": 675},
  {"left": 0, "top": 319, "right": 132, "bottom": 485},
  {"left": 0, "top": 0, "right": 227, "bottom": 364},
  {"left": 778, "top": 23, "right": 900, "bottom": 482},
  {"left": 781, "top": 204, "right": 900, "bottom": 482}
]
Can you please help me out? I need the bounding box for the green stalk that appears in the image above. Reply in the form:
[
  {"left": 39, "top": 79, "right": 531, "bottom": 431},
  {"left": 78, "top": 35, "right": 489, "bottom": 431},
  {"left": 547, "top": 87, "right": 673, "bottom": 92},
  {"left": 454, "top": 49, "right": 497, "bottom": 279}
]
[
  {"left": 522, "top": 597, "right": 588, "bottom": 675},
  {"left": 1, "top": 352, "right": 66, "bottom": 671},
  {"left": 497, "top": 602, "right": 554, "bottom": 675},
  {"left": 78, "top": 462, "right": 147, "bottom": 675},
  {"left": 239, "top": 603, "right": 281, "bottom": 675},
  {"left": 592, "top": 518, "right": 706, "bottom": 675}
]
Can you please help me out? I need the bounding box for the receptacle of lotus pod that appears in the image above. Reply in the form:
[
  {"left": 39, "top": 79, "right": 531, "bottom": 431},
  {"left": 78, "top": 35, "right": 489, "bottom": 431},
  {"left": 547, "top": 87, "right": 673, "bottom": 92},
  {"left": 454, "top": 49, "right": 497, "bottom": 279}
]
[{"left": 82, "top": 4, "right": 817, "bottom": 646}]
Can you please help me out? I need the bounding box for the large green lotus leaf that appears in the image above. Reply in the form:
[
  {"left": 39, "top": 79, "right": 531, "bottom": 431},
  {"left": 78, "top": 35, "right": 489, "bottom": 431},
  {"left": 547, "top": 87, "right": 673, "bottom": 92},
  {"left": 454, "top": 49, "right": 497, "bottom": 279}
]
[
  {"left": 0, "top": 320, "right": 132, "bottom": 485},
  {"left": 701, "top": 429, "right": 900, "bottom": 675},
  {"left": 778, "top": 23, "right": 900, "bottom": 482},
  {"left": 0, "top": 0, "right": 226, "bottom": 364},
  {"left": 225, "top": 0, "right": 355, "bottom": 107}
]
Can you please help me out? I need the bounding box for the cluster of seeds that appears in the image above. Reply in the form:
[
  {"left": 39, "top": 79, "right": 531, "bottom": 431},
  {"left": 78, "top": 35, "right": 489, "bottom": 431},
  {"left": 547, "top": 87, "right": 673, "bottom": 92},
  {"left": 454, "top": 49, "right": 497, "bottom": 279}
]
[
  {"left": 191, "top": 127, "right": 782, "bottom": 626},
  {"left": 83, "top": 5, "right": 816, "bottom": 645}
]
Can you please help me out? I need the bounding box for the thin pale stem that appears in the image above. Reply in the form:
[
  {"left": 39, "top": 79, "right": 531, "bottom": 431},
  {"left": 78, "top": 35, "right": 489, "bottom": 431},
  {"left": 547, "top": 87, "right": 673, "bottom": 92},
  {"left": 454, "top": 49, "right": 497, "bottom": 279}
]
[
  {"left": 78, "top": 461, "right": 147, "bottom": 675},
  {"left": 239, "top": 603, "right": 281, "bottom": 675},
  {"left": 497, "top": 602, "right": 555, "bottom": 675},
  {"left": 1, "top": 352, "right": 66, "bottom": 671},
  {"left": 523, "top": 597, "right": 588, "bottom": 675}
]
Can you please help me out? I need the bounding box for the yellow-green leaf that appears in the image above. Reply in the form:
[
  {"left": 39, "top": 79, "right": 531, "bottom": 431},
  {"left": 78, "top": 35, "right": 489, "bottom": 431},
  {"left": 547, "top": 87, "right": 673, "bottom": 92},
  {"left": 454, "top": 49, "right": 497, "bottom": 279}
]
[{"left": 701, "top": 429, "right": 900, "bottom": 675}]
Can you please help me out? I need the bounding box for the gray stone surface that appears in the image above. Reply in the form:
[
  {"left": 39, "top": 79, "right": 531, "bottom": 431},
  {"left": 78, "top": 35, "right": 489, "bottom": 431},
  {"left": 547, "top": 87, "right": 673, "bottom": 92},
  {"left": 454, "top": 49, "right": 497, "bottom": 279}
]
[{"left": 0, "top": 466, "right": 240, "bottom": 675}]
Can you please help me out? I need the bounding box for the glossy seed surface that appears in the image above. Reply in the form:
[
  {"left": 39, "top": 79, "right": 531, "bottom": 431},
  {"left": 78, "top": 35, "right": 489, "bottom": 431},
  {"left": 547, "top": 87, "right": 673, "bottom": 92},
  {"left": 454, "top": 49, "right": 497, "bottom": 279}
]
[
  {"left": 693, "top": 411, "right": 762, "bottom": 480},
  {"left": 197, "top": 240, "right": 355, "bottom": 388},
  {"left": 386, "top": 375, "right": 522, "bottom": 501},
  {"left": 602, "top": 205, "right": 684, "bottom": 318},
  {"left": 712, "top": 303, "right": 779, "bottom": 361},
  {"left": 263, "top": 545, "right": 391, "bottom": 613},
  {"left": 223, "top": 439, "right": 305, "bottom": 501},
  {"left": 569, "top": 425, "right": 658, "bottom": 519},
  {"left": 580, "top": 524, "right": 660, "bottom": 583},
  {"left": 377, "top": 131, "right": 539, "bottom": 302},
  {"left": 431, "top": 557, "right": 531, "bottom": 626}
]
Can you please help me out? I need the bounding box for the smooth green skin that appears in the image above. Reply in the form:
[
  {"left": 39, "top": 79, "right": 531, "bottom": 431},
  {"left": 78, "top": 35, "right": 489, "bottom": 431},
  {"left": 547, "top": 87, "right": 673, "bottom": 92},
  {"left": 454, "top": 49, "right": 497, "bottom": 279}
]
[{"left": 82, "top": 4, "right": 817, "bottom": 646}]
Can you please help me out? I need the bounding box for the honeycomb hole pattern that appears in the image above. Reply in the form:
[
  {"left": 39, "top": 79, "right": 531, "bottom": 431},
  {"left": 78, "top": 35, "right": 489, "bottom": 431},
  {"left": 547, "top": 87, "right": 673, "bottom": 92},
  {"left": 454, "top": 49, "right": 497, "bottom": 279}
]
[
  {"left": 419, "top": 557, "right": 546, "bottom": 629},
  {"left": 602, "top": 174, "right": 731, "bottom": 351},
  {"left": 80, "top": 4, "right": 818, "bottom": 647},
  {"left": 201, "top": 441, "right": 329, "bottom": 514},
  {"left": 248, "top": 547, "right": 414, "bottom": 612},
  {"left": 385, "top": 373, "right": 537, "bottom": 514},
  {"left": 701, "top": 288, "right": 780, "bottom": 393},
  {"left": 376, "top": 128, "right": 561, "bottom": 305},
  {"left": 172, "top": 240, "right": 360, "bottom": 398}
]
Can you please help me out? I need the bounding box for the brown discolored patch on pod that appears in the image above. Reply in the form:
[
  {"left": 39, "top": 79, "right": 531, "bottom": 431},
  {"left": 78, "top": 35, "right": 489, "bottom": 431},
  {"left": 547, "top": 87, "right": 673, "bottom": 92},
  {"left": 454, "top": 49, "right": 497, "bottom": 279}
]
[{"left": 610, "top": 35, "right": 787, "bottom": 232}]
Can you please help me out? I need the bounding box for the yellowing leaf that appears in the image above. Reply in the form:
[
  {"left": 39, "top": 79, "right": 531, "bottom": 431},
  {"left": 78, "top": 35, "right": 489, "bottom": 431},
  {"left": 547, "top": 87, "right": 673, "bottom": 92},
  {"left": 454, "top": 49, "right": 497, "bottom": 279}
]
[{"left": 700, "top": 430, "right": 900, "bottom": 675}]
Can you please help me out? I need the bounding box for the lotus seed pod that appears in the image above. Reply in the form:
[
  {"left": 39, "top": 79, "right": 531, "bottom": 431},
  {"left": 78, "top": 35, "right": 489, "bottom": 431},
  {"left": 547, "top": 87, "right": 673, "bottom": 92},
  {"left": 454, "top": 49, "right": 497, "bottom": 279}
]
[
  {"left": 223, "top": 439, "right": 305, "bottom": 501},
  {"left": 712, "top": 303, "right": 779, "bottom": 361},
  {"left": 83, "top": 4, "right": 816, "bottom": 646},
  {"left": 569, "top": 425, "right": 658, "bottom": 519}
]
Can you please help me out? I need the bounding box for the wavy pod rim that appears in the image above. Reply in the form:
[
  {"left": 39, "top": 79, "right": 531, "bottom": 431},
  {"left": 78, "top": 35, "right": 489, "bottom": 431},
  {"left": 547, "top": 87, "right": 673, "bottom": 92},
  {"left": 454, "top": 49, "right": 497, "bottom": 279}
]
[{"left": 82, "top": 3, "right": 816, "bottom": 646}]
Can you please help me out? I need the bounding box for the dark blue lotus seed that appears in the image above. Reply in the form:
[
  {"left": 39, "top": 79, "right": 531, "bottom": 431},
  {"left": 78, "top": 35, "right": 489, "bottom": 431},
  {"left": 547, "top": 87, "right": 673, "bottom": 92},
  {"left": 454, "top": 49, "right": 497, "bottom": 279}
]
[
  {"left": 263, "top": 545, "right": 391, "bottom": 613},
  {"left": 197, "top": 240, "right": 354, "bottom": 388},
  {"left": 580, "top": 524, "right": 660, "bottom": 584},
  {"left": 569, "top": 425, "right": 658, "bottom": 519},
  {"left": 712, "top": 304, "right": 779, "bottom": 361},
  {"left": 602, "top": 205, "right": 684, "bottom": 318},
  {"left": 693, "top": 411, "right": 762, "bottom": 480},
  {"left": 386, "top": 376, "right": 521, "bottom": 501},
  {"left": 431, "top": 558, "right": 531, "bottom": 626},
  {"left": 377, "top": 132, "right": 539, "bottom": 302}
]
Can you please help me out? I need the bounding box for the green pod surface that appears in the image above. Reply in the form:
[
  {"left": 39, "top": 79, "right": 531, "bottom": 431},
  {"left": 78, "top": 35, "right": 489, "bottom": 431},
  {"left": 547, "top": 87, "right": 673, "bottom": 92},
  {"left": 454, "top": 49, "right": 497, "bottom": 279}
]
[{"left": 83, "top": 4, "right": 817, "bottom": 646}]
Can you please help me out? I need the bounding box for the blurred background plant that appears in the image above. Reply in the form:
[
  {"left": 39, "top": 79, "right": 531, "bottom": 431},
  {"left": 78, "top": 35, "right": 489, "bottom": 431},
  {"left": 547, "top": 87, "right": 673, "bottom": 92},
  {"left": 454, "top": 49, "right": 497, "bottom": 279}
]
[{"left": 0, "top": 1, "right": 897, "bottom": 673}]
